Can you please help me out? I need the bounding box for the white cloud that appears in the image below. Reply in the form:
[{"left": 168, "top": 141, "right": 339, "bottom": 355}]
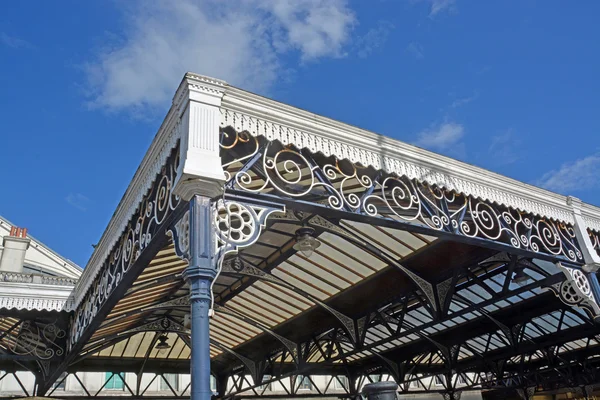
[
  {"left": 355, "top": 21, "right": 395, "bottom": 59},
  {"left": 84, "top": 0, "right": 356, "bottom": 113},
  {"left": 66, "top": 193, "right": 90, "bottom": 211},
  {"left": 430, "top": 0, "right": 456, "bottom": 16},
  {"left": 488, "top": 129, "right": 520, "bottom": 165},
  {"left": 538, "top": 154, "right": 600, "bottom": 194},
  {"left": 414, "top": 122, "right": 465, "bottom": 157},
  {"left": 450, "top": 92, "right": 478, "bottom": 108},
  {"left": 0, "top": 32, "right": 33, "bottom": 49},
  {"left": 413, "top": 0, "right": 457, "bottom": 17},
  {"left": 407, "top": 41, "right": 424, "bottom": 60}
]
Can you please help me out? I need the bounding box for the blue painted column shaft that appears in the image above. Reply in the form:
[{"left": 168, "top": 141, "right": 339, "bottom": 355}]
[{"left": 183, "top": 195, "right": 217, "bottom": 400}]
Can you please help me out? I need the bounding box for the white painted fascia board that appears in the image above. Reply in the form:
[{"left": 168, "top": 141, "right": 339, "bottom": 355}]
[
  {"left": 71, "top": 101, "right": 179, "bottom": 306},
  {"left": 0, "top": 282, "right": 74, "bottom": 311},
  {"left": 582, "top": 203, "right": 600, "bottom": 232},
  {"left": 71, "top": 97, "right": 179, "bottom": 307},
  {"left": 0, "top": 282, "right": 75, "bottom": 297},
  {"left": 221, "top": 85, "right": 598, "bottom": 224}
]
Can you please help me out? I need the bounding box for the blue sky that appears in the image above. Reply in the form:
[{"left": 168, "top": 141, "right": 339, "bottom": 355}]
[{"left": 1, "top": 0, "right": 599, "bottom": 268}]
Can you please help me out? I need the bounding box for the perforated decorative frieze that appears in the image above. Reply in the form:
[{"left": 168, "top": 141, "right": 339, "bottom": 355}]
[{"left": 221, "top": 109, "right": 586, "bottom": 225}]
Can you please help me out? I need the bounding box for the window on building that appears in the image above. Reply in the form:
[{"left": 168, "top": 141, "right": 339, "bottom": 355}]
[
  {"left": 457, "top": 374, "right": 466, "bottom": 385},
  {"left": 296, "top": 375, "right": 312, "bottom": 390},
  {"left": 105, "top": 373, "right": 125, "bottom": 390},
  {"left": 53, "top": 372, "right": 68, "bottom": 390},
  {"left": 259, "top": 375, "right": 272, "bottom": 391},
  {"left": 160, "top": 374, "right": 179, "bottom": 391},
  {"left": 333, "top": 376, "right": 348, "bottom": 390},
  {"left": 434, "top": 375, "right": 444, "bottom": 386}
]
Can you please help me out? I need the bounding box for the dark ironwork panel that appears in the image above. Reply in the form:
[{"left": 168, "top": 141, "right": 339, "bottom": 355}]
[
  {"left": 69, "top": 143, "right": 181, "bottom": 351},
  {"left": 220, "top": 128, "right": 583, "bottom": 263}
]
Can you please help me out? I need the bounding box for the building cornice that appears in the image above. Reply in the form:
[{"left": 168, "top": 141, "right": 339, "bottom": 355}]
[{"left": 0, "top": 280, "right": 75, "bottom": 311}]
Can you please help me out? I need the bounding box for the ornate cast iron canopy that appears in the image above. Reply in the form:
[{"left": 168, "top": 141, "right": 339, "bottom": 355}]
[{"left": 2, "top": 73, "right": 600, "bottom": 399}]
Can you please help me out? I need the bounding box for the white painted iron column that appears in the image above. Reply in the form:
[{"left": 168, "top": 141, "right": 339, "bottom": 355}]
[{"left": 172, "top": 73, "right": 227, "bottom": 400}]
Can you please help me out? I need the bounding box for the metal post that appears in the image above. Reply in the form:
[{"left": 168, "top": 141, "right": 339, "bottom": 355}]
[
  {"left": 362, "top": 381, "right": 398, "bottom": 400},
  {"left": 183, "top": 195, "right": 218, "bottom": 400}
]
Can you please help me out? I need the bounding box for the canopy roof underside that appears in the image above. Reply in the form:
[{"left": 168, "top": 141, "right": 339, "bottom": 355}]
[
  {"left": 70, "top": 220, "right": 600, "bottom": 393},
  {"left": 60, "top": 134, "right": 600, "bottom": 396}
]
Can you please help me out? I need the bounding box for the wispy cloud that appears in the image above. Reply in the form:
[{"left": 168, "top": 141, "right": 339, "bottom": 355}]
[
  {"left": 488, "top": 129, "right": 521, "bottom": 165},
  {"left": 0, "top": 32, "right": 33, "bottom": 49},
  {"left": 355, "top": 21, "right": 395, "bottom": 59},
  {"left": 414, "top": 121, "right": 465, "bottom": 158},
  {"left": 477, "top": 65, "right": 492, "bottom": 75},
  {"left": 84, "top": 0, "right": 356, "bottom": 115},
  {"left": 537, "top": 154, "right": 600, "bottom": 194},
  {"left": 407, "top": 41, "right": 424, "bottom": 60},
  {"left": 66, "top": 193, "right": 90, "bottom": 211},
  {"left": 428, "top": 0, "right": 457, "bottom": 17},
  {"left": 412, "top": 0, "right": 457, "bottom": 17},
  {"left": 450, "top": 92, "right": 478, "bottom": 108}
]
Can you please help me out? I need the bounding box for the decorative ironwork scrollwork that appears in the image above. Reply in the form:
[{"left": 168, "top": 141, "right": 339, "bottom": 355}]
[
  {"left": 220, "top": 128, "right": 583, "bottom": 263},
  {"left": 12, "top": 321, "right": 66, "bottom": 360},
  {"left": 69, "top": 144, "right": 181, "bottom": 350},
  {"left": 123, "top": 317, "right": 187, "bottom": 335},
  {"left": 167, "top": 210, "right": 190, "bottom": 262}
]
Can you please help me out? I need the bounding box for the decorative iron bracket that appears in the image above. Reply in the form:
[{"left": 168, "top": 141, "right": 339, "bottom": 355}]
[
  {"left": 168, "top": 197, "right": 285, "bottom": 264},
  {"left": 547, "top": 263, "right": 600, "bottom": 321},
  {"left": 120, "top": 317, "right": 188, "bottom": 336}
]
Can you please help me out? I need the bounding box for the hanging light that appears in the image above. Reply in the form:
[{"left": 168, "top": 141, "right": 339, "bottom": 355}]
[
  {"left": 512, "top": 269, "right": 531, "bottom": 286},
  {"left": 155, "top": 334, "right": 171, "bottom": 352},
  {"left": 293, "top": 227, "right": 321, "bottom": 258}
]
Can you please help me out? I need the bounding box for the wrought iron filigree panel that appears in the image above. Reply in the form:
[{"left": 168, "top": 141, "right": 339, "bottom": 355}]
[
  {"left": 12, "top": 320, "right": 66, "bottom": 360},
  {"left": 220, "top": 127, "right": 583, "bottom": 262},
  {"left": 69, "top": 144, "right": 181, "bottom": 351}
]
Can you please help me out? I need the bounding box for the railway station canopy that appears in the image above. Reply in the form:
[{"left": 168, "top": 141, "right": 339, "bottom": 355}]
[{"left": 2, "top": 73, "right": 600, "bottom": 399}]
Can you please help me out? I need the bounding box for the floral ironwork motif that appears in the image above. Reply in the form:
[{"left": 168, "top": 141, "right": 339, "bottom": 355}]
[
  {"left": 548, "top": 263, "right": 600, "bottom": 318},
  {"left": 220, "top": 127, "right": 583, "bottom": 263},
  {"left": 69, "top": 144, "right": 180, "bottom": 350},
  {"left": 214, "top": 199, "right": 284, "bottom": 259}
]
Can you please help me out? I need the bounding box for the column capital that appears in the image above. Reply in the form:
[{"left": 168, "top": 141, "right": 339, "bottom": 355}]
[{"left": 172, "top": 74, "right": 228, "bottom": 201}]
